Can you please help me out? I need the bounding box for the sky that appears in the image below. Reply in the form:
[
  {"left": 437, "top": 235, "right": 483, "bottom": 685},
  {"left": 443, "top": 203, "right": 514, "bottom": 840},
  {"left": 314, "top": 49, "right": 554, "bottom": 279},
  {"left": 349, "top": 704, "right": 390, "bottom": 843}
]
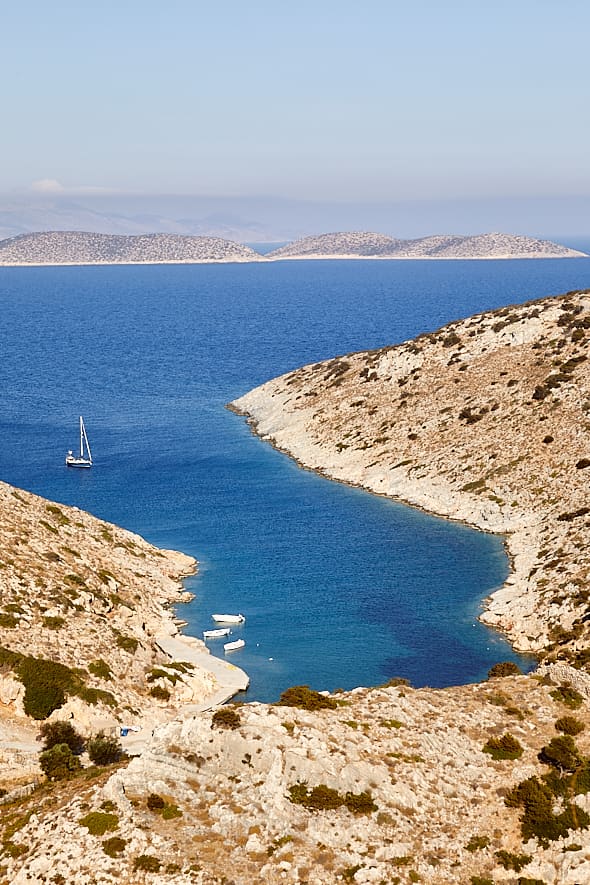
[{"left": 1, "top": 1, "right": 589, "bottom": 235}]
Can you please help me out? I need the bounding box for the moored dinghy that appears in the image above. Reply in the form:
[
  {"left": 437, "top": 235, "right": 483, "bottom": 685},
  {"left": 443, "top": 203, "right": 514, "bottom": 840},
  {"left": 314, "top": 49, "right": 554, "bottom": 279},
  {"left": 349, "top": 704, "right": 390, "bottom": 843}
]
[
  {"left": 212, "top": 613, "right": 245, "bottom": 625},
  {"left": 224, "top": 638, "right": 245, "bottom": 653},
  {"left": 203, "top": 627, "right": 231, "bottom": 639}
]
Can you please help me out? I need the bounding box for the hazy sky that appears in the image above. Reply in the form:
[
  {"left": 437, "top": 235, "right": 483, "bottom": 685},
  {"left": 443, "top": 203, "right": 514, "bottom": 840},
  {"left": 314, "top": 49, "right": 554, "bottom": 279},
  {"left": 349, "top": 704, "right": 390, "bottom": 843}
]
[{"left": 2, "top": 0, "right": 589, "bottom": 203}]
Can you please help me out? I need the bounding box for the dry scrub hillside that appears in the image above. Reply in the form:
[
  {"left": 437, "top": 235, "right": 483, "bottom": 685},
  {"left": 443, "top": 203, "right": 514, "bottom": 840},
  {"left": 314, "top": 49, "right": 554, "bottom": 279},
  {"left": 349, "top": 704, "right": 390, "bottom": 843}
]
[
  {"left": 233, "top": 289, "right": 590, "bottom": 661},
  {"left": 6, "top": 672, "right": 590, "bottom": 884},
  {"left": 0, "top": 481, "right": 217, "bottom": 773}
]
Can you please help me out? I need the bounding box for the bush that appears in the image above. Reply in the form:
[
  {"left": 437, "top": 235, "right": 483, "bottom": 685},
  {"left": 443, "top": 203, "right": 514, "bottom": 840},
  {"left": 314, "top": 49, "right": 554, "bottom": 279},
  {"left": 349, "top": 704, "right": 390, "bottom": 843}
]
[
  {"left": 39, "top": 743, "right": 82, "bottom": 781},
  {"left": 495, "top": 850, "right": 532, "bottom": 872},
  {"left": 550, "top": 684, "right": 584, "bottom": 709},
  {"left": 79, "top": 811, "right": 119, "bottom": 836},
  {"left": 147, "top": 793, "right": 165, "bottom": 811},
  {"left": 88, "top": 659, "right": 113, "bottom": 681},
  {"left": 555, "top": 716, "right": 585, "bottom": 736},
  {"left": 149, "top": 685, "right": 170, "bottom": 701},
  {"left": 287, "top": 783, "right": 376, "bottom": 814},
  {"left": 482, "top": 733, "right": 523, "bottom": 760},
  {"left": 39, "top": 720, "right": 85, "bottom": 755},
  {"left": 18, "top": 657, "right": 80, "bottom": 720},
  {"left": 133, "top": 855, "right": 161, "bottom": 873},
  {"left": 278, "top": 685, "right": 337, "bottom": 711},
  {"left": 102, "top": 836, "right": 126, "bottom": 857},
  {"left": 465, "top": 834, "right": 490, "bottom": 852},
  {"left": 505, "top": 775, "right": 590, "bottom": 845},
  {"left": 211, "top": 707, "right": 241, "bottom": 729},
  {"left": 538, "top": 735, "right": 581, "bottom": 772},
  {"left": 87, "top": 731, "right": 123, "bottom": 766},
  {"left": 488, "top": 661, "right": 522, "bottom": 678}
]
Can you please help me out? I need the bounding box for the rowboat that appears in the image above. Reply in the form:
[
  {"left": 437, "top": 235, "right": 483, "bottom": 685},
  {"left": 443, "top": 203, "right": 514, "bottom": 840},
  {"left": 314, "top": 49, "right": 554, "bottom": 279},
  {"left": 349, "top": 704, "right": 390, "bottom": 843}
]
[
  {"left": 203, "top": 627, "right": 231, "bottom": 639},
  {"left": 224, "top": 638, "right": 245, "bottom": 653},
  {"left": 212, "top": 613, "right": 245, "bottom": 625}
]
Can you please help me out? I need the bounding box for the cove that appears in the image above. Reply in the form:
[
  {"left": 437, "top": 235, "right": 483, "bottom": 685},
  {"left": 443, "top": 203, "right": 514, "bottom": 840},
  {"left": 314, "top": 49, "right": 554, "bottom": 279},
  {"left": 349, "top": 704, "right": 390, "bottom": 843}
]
[{"left": 1, "top": 257, "right": 587, "bottom": 699}]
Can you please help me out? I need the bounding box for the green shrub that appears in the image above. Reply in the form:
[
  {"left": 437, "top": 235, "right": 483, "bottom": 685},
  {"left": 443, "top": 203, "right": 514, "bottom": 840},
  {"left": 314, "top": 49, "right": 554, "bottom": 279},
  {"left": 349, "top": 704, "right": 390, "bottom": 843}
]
[
  {"left": 0, "top": 613, "right": 18, "bottom": 628},
  {"left": 88, "top": 659, "right": 113, "bottom": 681},
  {"left": 77, "top": 686, "right": 117, "bottom": 708},
  {"left": 550, "top": 684, "right": 583, "bottom": 709},
  {"left": 161, "top": 803, "right": 182, "bottom": 820},
  {"left": 18, "top": 656, "right": 80, "bottom": 720},
  {"left": 488, "top": 661, "right": 522, "bottom": 678},
  {"left": 39, "top": 743, "right": 82, "bottom": 781},
  {"left": 115, "top": 633, "right": 138, "bottom": 654},
  {"left": 79, "top": 811, "right": 119, "bottom": 836},
  {"left": 465, "top": 834, "right": 490, "bottom": 852},
  {"left": 86, "top": 731, "right": 123, "bottom": 766},
  {"left": 287, "top": 783, "right": 376, "bottom": 814},
  {"left": 133, "top": 855, "right": 161, "bottom": 872},
  {"left": 39, "top": 720, "right": 85, "bottom": 755},
  {"left": 149, "top": 685, "right": 170, "bottom": 701},
  {"left": 278, "top": 685, "right": 337, "bottom": 711},
  {"left": 147, "top": 793, "right": 165, "bottom": 811},
  {"left": 211, "top": 707, "right": 241, "bottom": 729},
  {"left": 42, "top": 616, "right": 65, "bottom": 630},
  {"left": 517, "top": 878, "right": 547, "bottom": 885},
  {"left": 505, "top": 775, "right": 590, "bottom": 845},
  {"left": 470, "top": 878, "right": 494, "bottom": 885},
  {"left": 482, "top": 733, "right": 523, "bottom": 760},
  {"left": 495, "top": 850, "right": 532, "bottom": 872},
  {"left": 102, "top": 836, "right": 126, "bottom": 857},
  {"left": 538, "top": 735, "right": 581, "bottom": 772},
  {"left": 555, "top": 716, "right": 585, "bottom": 735}
]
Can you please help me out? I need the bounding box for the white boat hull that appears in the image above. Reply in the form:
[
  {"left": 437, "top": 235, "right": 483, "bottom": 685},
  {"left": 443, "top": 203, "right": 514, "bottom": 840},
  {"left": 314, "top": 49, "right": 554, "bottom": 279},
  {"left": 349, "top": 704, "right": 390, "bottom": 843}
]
[
  {"left": 203, "top": 628, "right": 231, "bottom": 639},
  {"left": 212, "top": 614, "right": 245, "bottom": 625},
  {"left": 224, "top": 639, "right": 245, "bottom": 653}
]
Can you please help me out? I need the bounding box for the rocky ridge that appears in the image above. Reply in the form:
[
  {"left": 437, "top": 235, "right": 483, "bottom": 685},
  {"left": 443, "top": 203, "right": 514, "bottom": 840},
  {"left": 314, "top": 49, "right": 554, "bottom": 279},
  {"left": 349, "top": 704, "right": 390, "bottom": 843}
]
[
  {"left": 0, "top": 232, "right": 264, "bottom": 265},
  {"left": 267, "top": 231, "right": 587, "bottom": 259}
]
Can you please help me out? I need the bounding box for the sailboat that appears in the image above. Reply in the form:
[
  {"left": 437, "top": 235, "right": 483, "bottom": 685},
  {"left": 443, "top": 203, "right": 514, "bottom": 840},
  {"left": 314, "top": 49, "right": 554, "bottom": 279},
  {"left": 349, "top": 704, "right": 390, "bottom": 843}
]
[{"left": 65, "top": 416, "right": 93, "bottom": 468}]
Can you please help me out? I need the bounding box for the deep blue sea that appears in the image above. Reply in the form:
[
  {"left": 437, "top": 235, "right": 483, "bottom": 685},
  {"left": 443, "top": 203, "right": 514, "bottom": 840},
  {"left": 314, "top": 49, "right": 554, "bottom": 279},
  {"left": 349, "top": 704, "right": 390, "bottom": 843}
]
[{"left": 1, "top": 257, "right": 589, "bottom": 701}]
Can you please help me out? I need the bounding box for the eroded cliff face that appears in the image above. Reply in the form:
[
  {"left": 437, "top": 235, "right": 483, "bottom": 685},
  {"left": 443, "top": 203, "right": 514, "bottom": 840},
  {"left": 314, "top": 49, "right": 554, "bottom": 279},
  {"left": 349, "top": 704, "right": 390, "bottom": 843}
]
[{"left": 233, "top": 289, "right": 590, "bottom": 661}]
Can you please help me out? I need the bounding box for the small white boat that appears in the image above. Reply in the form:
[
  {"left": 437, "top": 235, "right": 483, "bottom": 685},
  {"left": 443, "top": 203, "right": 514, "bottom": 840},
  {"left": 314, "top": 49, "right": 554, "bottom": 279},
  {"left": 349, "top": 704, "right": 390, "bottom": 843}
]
[
  {"left": 65, "top": 416, "right": 93, "bottom": 468},
  {"left": 224, "top": 638, "right": 245, "bottom": 653},
  {"left": 203, "top": 627, "right": 231, "bottom": 639},
  {"left": 212, "top": 613, "right": 245, "bottom": 625}
]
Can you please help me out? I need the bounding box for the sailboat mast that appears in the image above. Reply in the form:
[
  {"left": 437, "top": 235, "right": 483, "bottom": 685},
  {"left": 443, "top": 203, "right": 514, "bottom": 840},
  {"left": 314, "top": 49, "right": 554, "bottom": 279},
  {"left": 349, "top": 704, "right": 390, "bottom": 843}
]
[
  {"left": 81, "top": 417, "right": 92, "bottom": 462},
  {"left": 79, "top": 416, "right": 83, "bottom": 458}
]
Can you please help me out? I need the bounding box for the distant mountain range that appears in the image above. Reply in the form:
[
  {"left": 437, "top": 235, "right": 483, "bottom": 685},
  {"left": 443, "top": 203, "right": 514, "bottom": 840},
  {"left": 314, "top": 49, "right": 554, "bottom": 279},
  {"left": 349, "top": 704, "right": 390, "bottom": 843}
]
[{"left": 0, "top": 229, "right": 585, "bottom": 266}]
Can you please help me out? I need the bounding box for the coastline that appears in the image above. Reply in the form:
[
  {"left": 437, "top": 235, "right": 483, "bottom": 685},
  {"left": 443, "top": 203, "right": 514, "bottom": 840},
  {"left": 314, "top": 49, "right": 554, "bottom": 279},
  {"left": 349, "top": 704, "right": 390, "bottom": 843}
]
[
  {"left": 230, "top": 287, "right": 590, "bottom": 662},
  {"left": 0, "top": 250, "right": 586, "bottom": 268}
]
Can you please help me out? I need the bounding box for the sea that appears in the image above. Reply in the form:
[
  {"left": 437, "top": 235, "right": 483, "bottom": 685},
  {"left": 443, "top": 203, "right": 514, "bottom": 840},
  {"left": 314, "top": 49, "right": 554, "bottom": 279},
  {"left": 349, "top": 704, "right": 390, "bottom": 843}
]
[{"left": 1, "top": 254, "right": 589, "bottom": 702}]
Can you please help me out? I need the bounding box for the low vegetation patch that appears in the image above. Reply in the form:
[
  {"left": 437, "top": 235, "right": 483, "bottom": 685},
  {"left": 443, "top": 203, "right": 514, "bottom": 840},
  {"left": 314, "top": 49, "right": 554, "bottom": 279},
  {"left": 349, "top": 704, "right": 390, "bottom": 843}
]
[
  {"left": 288, "top": 783, "right": 377, "bottom": 814},
  {"left": 482, "top": 733, "right": 523, "bottom": 760},
  {"left": 78, "top": 811, "right": 119, "bottom": 836},
  {"left": 211, "top": 707, "right": 241, "bottom": 729},
  {"left": 278, "top": 685, "right": 338, "bottom": 711}
]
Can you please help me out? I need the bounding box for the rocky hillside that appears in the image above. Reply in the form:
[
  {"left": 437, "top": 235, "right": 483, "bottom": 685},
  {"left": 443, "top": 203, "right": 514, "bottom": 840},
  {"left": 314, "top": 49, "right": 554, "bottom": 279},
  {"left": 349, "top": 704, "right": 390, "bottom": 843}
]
[
  {"left": 268, "top": 231, "right": 587, "bottom": 259},
  {"left": 233, "top": 288, "right": 590, "bottom": 660},
  {"left": 0, "top": 232, "right": 264, "bottom": 265},
  {"left": 0, "top": 480, "right": 235, "bottom": 788}
]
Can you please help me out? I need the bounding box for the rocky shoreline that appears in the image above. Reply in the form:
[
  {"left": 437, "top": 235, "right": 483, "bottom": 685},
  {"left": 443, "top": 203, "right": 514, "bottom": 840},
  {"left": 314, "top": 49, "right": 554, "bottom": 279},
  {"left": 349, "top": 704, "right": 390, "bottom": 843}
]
[{"left": 231, "top": 288, "right": 590, "bottom": 660}]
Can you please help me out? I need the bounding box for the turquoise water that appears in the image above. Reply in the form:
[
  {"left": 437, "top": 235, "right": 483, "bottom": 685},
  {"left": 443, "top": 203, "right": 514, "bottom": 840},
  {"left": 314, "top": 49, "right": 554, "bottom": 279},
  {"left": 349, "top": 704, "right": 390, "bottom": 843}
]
[{"left": 1, "top": 257, "right": 588, "bottom": 699}]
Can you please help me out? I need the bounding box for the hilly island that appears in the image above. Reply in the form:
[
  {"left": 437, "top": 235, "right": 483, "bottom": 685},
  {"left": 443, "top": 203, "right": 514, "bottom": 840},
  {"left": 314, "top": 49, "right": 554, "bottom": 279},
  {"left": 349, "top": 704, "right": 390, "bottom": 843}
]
[
  {"left": 1, "top": 288, "right": 590, "bottom": 883},
  {"left": 0, "top": 229, "right": 585, "bottom": 265}
]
